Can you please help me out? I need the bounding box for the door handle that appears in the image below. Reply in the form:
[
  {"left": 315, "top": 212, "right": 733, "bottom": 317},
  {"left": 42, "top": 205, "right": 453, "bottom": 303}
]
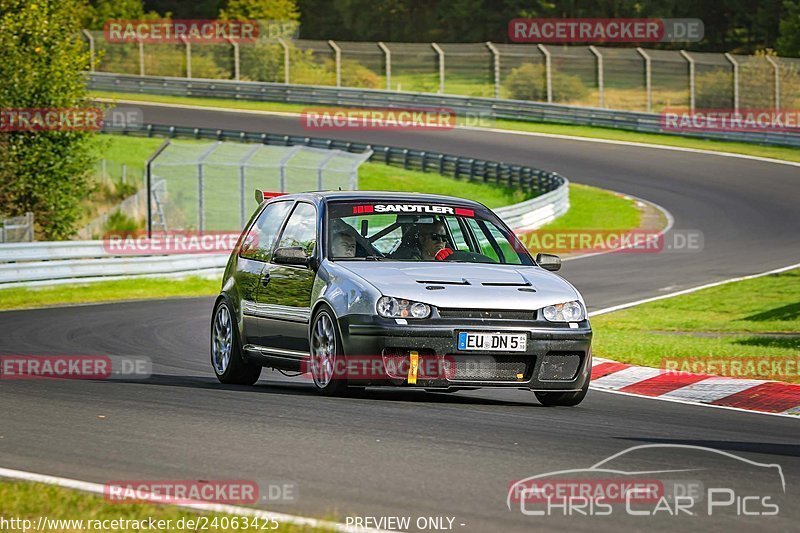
[{"left": 261, "top": 272, "right": 271, "bottom": 286}]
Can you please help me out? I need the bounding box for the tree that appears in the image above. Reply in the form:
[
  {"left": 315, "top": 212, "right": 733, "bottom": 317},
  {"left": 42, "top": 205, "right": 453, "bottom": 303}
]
[
  {"left": 219, "top": 0, "right": 299, "bottom": 21},
  {"left": 777, "top": 0, "right": 800, "bottom": 56},
  {"left": 82, "top": 0, "right": 145, "bottom": 30},
  {"left": 0, "top": 0, "right": 98, "bottom": 239}
]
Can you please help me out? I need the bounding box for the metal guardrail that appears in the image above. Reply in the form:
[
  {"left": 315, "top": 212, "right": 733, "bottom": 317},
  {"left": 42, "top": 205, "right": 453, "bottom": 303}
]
[
  {"left": 108, "top": 122, "right": 567, "bottom": 199},
  {"left": 0, "top": 254, "right": 227, "bottom": 286},
  {"left": 0, "top": 122, "right": 568, "bottom": 287},
  {"left": 496, "top": 184, "right": 570, "bottom": 230},
  {"left": 91, "top": 72, "right": 800, "bottom": 148},
  {"left": 0, "top": 241, "right": 109, "bottom": 263}
]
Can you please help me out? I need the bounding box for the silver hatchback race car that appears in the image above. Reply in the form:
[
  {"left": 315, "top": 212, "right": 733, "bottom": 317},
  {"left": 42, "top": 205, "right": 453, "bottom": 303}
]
[{"left": 211, "top": 191, "right": 592, "bottom": 406}]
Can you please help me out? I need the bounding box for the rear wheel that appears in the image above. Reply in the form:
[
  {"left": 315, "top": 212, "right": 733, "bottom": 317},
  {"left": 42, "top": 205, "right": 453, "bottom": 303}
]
[
  {"left": 309, "top": 307, "right": 348, "bottom": 396},
  {"left": 535, "top": 383, "right": 589, "bottom": 407},
  {"left": 211, "top": 300, "right": 261, "bottom": 385}
]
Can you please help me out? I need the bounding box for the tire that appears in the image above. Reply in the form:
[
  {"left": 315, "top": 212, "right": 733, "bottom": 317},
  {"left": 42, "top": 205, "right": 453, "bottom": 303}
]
[
  {"left": 309, "top": 306, "right": 348, "bottom": 396},
  {"left": 211, "top": 299, "right": 262, "bottom": 385},
  {"left": 535, "top": 382, "right": 589, "bottom": 407}
]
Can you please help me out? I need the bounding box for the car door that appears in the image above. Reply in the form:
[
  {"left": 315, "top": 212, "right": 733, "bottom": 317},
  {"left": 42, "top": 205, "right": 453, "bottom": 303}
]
[
  {"left": 237, "top": 200, "right": 293, "bottom": 347},
  {"left": 258, "top": 201, "right": 319, "bottom": 353}
]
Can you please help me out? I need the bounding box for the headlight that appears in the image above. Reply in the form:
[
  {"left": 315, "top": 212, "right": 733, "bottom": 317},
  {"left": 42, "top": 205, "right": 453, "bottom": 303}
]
[
  {"left": 542, "top": 301, "right": 585, "bottom": 322},
  {"left": 377, "top": 296, "right": 431, "bottom": 319}
]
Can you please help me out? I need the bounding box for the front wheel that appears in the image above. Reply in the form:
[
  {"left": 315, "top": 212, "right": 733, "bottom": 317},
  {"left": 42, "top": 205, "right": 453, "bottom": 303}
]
[
  {"left": 309, "top": 307, "right": 348, "bottom": 396},
  {"left": 211, "top": 300, "right": 261, "bottom": 385},
  {"left": 535, "top": 382, "right": 589, "bottom": 407}
]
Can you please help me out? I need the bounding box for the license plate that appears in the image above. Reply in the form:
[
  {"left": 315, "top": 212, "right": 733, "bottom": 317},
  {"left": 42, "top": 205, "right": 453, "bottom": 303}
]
[{"left": 457, "top": 332, "right": 527, "bottom": 352}]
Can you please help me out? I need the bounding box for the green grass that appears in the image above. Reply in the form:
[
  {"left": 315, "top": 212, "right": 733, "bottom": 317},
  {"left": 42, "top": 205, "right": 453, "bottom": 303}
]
[
  {"left": 0, "top": 481, "right": 320, "bottom": 532},
  {"left": 592, "top": 269, "right": 800, "bottom": 383},
  {"left": 0, "top": 277, "right": 219, "bottom": 311},
  {"left": 494, "top": 119, "right": 800, "bottom": 164},
  {"left": 0, "top": 183, "right": 634, "bottom": 311},
  {"left": 91, "top": 135, "right": 165, "bottom": 180},
  {"left": 4, "top": 139, "right": 639, "bottom": 312},
  {"left": 93, "top": 91, "right": 800, "bottom": 164},
  {"left": 93, "top": 135, "right": 532, "bottom": 231},
  {"left": 541, "top": 183, "right": 641, "bottom": 231}
]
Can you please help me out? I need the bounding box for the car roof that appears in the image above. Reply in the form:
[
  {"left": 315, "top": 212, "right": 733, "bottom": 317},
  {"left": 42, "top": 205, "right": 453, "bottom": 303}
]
[{"left": 276, "top": 190, "right": 488, "bottom": 209}]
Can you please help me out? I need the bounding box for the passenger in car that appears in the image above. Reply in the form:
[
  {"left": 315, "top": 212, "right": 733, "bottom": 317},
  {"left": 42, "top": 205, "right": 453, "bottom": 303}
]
[{"left": 331, "top": 229, "right": 357, "bottom": 258}]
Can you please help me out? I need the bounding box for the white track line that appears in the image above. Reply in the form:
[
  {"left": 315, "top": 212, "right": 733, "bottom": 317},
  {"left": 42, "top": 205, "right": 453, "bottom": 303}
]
[
  {"left": 591, "top": 367, "right": 662, "bottom": 390},
  {"left": 592, "top": 387, "right": 800, "bottom": 419},
  {"left": 563, "top": 191, "right": 675, "bottom": 263},
  {"left": 98, "top": 97, "right": 681, "bottom": 265},
  {"left": 589, "top": 261, "right": 800, "bottom": 317},
  {"left": 0, "top": 467, "right": 385, "bottom": 533},
  {"left": 659, "top": 377, "right": 767, "bottom": 403},
  {"left": 96, "top": 98, "right": 800, "bottom": 169}
]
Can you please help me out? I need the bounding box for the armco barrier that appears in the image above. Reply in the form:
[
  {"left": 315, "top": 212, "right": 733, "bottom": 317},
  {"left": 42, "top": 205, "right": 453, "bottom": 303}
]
[
  {"left": 111, "top": 123, "right": 567, "bottom": 196},
  {"left": 90, "top": 72, "right": 800, "bottom": 148},
  {"left": 0, "top": 253, "right": 227, "bottom": 286},
  {"left": 111, "top": 122, "right": 568, "bottom": 234}
]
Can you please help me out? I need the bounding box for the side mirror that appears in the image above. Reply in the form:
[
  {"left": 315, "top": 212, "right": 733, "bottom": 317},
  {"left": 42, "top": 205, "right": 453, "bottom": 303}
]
[
  {"left": 273, "top": 246, "right": 311, "bottom": 267},
  {"left": 536, "top": 253, "right": 561, "bottom": 272}
]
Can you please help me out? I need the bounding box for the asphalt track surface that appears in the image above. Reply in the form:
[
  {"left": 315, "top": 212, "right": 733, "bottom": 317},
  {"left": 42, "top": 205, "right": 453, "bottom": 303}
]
[{"left": 1, "top": 103, "right": 799, "bottom": 531}]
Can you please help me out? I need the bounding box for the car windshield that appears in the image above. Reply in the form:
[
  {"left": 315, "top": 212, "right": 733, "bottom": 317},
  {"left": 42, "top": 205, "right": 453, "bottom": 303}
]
[{"left": 327, "top": 200, "right": 532, "bottom": 265}]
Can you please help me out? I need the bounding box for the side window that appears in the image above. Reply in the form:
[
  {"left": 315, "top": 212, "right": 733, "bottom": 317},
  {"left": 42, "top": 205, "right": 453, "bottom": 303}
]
[
  {"left": 276, "top": 203, "right": 318, "bottom": 257},
  {"left": 445, "top": 218, "right": 469, "bottom": 250},
  {"left": 240, "top": 201, "right": 292, "bottom": 262},
  {"left": 486, "top": 223, "right": 522, "bottom": 264},
  {"left": 466, "top": 218, "right": 500, "bottom": 261}
]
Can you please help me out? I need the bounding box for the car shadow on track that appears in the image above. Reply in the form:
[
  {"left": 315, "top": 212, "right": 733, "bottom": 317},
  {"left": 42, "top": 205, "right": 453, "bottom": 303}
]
[{"left": 108, "top": 373, "right": 538, "bottom": 407}]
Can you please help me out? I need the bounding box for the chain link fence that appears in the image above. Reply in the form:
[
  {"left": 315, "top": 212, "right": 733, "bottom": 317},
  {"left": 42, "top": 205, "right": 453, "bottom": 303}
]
[
  {"left": 146, "top": 140, "right": 371, "bottom": 233},
  {"left": 84, "top": 31, "right": 800, "bottom": 112},
  {"left": 0, "top": 213, "right": 34, "bottom": 243}
]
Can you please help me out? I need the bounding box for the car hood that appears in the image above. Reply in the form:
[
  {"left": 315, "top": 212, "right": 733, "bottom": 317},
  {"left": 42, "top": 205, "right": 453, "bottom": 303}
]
[{"left": 337, "top": 261, "right": 581, "bottom": 310}]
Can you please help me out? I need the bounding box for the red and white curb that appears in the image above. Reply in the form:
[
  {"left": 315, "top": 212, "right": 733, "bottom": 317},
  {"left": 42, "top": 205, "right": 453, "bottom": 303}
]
[{"left": 590, "top": 357, "right": 800, "bottom": 417}]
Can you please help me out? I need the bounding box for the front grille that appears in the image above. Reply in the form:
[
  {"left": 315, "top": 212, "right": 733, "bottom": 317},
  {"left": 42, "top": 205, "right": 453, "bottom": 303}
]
[
  {"left": 447, "top": 355, "right": 530, "bottom": 381},
  {"left": 538, "top": 353, "right": 582, "bottom": 381},
  {"left": 437, "top": 308, "right": 535, "bottom": 320}
]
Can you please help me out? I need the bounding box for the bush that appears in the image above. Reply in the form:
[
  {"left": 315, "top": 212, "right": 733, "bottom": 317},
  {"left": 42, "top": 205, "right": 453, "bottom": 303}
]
[
  {"left": 695, "top": 69, "right": 734, "bottom": 109},
  {"left": 504, "top": 63, "right": 588, "bottom": 103},
  {"left": 240, "top": 40, "right": 287, "bottom": 82},
  {"left": 103, "top": 209, "right": 140, "bottom": 235},
  {"left": 338, "top": 59, "right": 382, "bottom": 89},
  {"left": 740, "top": 50, "right": 800, "bottom": 109}
]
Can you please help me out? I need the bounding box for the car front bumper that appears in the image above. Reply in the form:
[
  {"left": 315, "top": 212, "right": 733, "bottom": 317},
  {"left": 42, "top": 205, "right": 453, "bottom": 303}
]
[{"left": 338, "top": 315, "right": 593, "bottom": 391}]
